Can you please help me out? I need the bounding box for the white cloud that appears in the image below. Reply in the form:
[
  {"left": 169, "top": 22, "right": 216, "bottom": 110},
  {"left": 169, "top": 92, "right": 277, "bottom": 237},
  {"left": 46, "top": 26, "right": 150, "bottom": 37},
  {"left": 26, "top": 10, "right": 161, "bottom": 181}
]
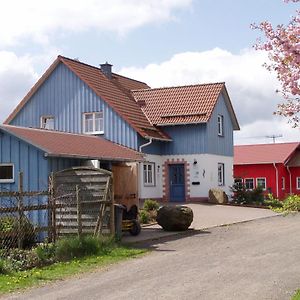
[
  {"left": 0, "top": 52, "right": 39, "bottom": 122},
  {"left": 0, "top": 0, "right": 192, "bottom": 46},
  {"left": 120, "top": 48, "right": 299, "bottom": 143}
]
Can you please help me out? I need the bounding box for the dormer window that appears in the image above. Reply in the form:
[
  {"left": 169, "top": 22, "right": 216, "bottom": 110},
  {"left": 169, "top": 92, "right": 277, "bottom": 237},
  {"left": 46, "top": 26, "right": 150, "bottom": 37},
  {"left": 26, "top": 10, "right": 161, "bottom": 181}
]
[
  {"left": 217, "top": 114, "right": 224, "bottom": 136},
  {"left": 83, "top": 112, "right": 104, "bottom": 134},
  {"left": 41, "top": 116, "right": 54, "bottom": 130}
]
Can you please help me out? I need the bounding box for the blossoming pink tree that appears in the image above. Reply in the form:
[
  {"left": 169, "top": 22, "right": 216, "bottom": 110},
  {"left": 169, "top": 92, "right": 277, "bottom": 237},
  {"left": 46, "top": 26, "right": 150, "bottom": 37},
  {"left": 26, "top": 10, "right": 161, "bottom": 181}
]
[{"left": 252, "top": 0, "right": 300, "bottom": 126}]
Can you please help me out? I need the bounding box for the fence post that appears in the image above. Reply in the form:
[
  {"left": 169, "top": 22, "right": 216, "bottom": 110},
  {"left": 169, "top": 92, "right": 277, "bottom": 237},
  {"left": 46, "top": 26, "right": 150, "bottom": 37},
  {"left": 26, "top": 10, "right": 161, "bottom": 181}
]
[
  {"left": 49, "top": 173, "right": 56, "bottom": 243},
  {"left": 110, "top": 175, "right": 115, "bottom": 236},
  {"left": 17, "top": 172, "right": 24, "bottom": 249},
  {"left": 76, "top": 185, "right": 82, "bottom": 237}
]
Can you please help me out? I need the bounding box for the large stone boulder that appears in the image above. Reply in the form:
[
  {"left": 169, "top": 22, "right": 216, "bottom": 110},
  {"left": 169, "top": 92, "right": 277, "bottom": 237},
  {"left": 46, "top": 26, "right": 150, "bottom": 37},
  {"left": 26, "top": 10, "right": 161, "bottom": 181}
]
[
  {"left": 208, "top": 188, "right": 228, "bottom": 204},
  {"left": 156, "top": 206, "right": 193, "bottom": 231}
]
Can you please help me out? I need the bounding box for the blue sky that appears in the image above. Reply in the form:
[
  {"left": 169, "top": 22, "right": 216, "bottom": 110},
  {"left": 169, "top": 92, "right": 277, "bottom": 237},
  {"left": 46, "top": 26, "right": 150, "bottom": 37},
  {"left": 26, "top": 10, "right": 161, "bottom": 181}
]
[{"left": 0, "top": 0, "right": 299, "bottom": 144}]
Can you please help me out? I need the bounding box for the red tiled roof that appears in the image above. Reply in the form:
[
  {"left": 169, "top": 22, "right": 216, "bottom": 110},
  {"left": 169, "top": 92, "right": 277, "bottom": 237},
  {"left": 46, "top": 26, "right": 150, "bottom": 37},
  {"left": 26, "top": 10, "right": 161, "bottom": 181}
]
[
  {"left": 0, "top": 125, "right": 144, "bottom": 161},
  {"left": 4, "top": 56, "right": 169, "bottom": 141},
  {"left": 132, "top": 83, "right": 239, "bottom": 129},
  {"left": 234, "top": 142, "right": 300, "bottom": 165}
]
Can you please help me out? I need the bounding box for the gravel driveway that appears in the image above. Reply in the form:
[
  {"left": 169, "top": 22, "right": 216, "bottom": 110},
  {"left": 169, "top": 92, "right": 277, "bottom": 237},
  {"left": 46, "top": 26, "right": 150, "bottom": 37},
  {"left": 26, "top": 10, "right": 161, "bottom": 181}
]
[{"left": 6, "top": 213, "right": 300, "bottom": 300}]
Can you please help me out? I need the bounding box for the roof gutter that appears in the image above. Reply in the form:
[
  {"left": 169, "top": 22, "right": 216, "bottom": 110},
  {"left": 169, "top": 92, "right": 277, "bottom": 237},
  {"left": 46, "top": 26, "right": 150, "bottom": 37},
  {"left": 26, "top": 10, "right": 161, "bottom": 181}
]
[
  {"left": 44, "top": 153, "right": 144, "bottom": 162},
  {"left": 273, "top": 162, "right": 279, "bottom": 198},
  {"left": 139, "top": 138, "right": 153, "bottom": 152}
]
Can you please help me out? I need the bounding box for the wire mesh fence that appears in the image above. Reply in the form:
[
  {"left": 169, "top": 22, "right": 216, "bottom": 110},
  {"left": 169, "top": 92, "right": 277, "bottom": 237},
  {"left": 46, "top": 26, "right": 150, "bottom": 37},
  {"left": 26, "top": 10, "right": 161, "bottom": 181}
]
[{"left": 0, "top": 168, "right": 114, "bottom": 258}]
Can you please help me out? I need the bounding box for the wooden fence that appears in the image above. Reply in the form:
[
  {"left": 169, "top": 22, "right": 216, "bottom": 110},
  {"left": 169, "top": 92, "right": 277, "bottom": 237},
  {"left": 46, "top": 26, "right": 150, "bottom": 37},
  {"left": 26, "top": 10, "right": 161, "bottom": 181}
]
[{"left": 0, "top": 167, "right": 115, "bottom": 249}]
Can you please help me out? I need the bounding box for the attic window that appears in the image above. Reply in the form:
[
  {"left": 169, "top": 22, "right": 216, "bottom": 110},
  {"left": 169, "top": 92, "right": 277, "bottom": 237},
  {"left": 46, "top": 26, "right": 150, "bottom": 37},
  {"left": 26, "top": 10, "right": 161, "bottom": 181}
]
[
  {"left": 0, "top": 164, "right": 14, "bottom": 183},
  {"left": 83, "top": 112, "right": 104, "bottom": 134},
  {"left": 41, "top": 116, "right": 54, "bottom": 130}
]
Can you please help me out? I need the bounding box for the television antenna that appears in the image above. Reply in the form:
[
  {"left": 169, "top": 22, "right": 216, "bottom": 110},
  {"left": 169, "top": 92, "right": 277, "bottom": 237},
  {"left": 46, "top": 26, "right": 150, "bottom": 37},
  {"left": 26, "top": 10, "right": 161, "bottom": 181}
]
[{"left": 266, "top": 134, "right": 283, "bottom": 143}]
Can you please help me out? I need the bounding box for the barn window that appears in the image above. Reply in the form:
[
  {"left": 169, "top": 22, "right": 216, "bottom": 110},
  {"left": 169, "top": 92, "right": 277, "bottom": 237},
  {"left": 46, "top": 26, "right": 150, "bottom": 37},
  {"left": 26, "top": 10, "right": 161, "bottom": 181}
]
[
  {"left": 143, "top": 163, "right": 155, "bottom": 186},
  {"left": 0, "top": 164, "right": 14, "bottom": 183},
  {"left": 245, "top": 178, "right": 254, "bottom": 190},
  {"left": 218, "top": 163, "right": 225, "bottom": 186},
  {"left": 256, "top": 178, "right": 266, "bottom": 190},
  {"left": 297, "top": 177, "right": 300, "bottom": 190},
  {"left": 83, "top": 112, "right": 104, "bottom": 134},
  {"left": 234, "top": 178, "right": 243, "bottom": 189},
  {"left": 217, "top": 114, "right": 224, "bottom": 136},
  {"left": 41, "top": 116, "right": 54, "bottom": 130}
]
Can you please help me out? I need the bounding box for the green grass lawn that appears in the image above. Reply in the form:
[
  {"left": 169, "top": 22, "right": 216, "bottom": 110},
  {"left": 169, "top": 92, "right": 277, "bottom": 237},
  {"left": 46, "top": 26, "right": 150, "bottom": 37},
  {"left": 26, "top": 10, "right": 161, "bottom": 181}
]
[
  {"left": 0, "top": 246, "right": 147, "bottom": 294},
  {"left": 292, "top": 290, "right": 300, "bottom": 300}
]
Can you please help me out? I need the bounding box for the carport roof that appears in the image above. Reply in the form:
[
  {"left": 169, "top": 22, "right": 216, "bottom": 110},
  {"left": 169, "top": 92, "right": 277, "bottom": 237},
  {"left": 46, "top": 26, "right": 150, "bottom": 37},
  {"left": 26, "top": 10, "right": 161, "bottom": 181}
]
[{"left": 0, "top": 125, "right": 144, "bottom": 162}]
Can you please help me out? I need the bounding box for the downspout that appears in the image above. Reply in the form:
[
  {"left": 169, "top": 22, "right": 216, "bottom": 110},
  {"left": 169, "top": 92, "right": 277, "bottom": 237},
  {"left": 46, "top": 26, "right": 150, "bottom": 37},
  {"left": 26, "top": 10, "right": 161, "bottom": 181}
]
[
  {"left": 139, "top": 138, "right": 153, "bottom": 152},
  {"left": 287, "top": 166, "right": 292, "bottom": 194},
  {"left": 273, "top": 163, "right": 279, "bottom": 198}
]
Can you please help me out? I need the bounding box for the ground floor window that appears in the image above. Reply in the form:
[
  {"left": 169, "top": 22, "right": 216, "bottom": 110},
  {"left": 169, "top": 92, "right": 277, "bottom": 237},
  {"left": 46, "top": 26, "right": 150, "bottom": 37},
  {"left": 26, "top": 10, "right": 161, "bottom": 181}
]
[
  {"left": 297, "top": 177, "right": 300, "bottom": 190},
  {"left": 256, "top": 178, "right": 266, "bottom": 190},
  {"left": 143, "top": 163, "right": 155, "bottom": 186},
  {"left": 234, "top": 177, "right": 243, "bottom": 189},
  {"left": 0, "top": 164, "right": 14, "bottom": 183},
  {"left": 218, "top": 163, "right": 225, "bottom": 186},
  {"left": 245, "top": 178, "right": 254, "bottom": 190}
]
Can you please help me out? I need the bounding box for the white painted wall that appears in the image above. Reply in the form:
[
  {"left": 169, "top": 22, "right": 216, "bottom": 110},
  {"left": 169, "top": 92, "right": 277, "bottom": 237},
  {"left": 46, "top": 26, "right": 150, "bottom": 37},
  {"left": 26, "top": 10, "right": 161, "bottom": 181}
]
[{"left": 139, "top": 154, "right": 233, "bottom": 200}]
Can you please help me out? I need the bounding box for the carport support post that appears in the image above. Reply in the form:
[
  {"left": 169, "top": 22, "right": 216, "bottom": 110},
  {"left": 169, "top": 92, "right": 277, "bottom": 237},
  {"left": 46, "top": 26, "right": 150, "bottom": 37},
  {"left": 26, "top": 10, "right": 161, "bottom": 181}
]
[{"left": 76, "top": 185, "right": 82, "bottom": 237}]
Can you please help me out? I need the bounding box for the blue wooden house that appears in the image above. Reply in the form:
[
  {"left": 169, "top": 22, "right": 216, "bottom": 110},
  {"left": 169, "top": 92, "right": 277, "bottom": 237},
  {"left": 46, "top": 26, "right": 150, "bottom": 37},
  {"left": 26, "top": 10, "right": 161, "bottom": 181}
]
[{"left": 0, "top": 56, "right": 239, "bottom": 209}]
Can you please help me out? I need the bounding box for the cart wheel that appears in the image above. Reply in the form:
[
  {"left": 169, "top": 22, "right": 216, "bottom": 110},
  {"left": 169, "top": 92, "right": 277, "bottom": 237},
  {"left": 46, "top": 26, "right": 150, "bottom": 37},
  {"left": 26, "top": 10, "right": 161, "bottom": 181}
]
[{"left": 129, "top": 220, "right": 141, "bottom": 236}]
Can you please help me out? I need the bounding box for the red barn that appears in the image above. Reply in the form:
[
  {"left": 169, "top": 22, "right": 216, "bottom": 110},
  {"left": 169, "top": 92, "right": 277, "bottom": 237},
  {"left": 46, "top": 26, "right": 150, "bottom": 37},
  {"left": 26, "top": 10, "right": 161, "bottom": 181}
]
[{"left": 234, "top": 142, "right": 300, "bottom": 199}]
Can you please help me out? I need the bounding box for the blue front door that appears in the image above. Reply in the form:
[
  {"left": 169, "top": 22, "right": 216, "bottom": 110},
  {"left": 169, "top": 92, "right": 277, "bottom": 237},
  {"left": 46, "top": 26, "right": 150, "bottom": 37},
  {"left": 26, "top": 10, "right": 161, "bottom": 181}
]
[{"left": 169, "top": 164, "right": 185, "bottom": 202}]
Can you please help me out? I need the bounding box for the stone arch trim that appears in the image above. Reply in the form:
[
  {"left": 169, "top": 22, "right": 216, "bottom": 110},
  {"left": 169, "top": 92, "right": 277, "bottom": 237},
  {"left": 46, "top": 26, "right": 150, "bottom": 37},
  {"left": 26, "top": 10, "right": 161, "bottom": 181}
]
[{"left": 162, "top": 158, "right": 190, "bottom": 202}]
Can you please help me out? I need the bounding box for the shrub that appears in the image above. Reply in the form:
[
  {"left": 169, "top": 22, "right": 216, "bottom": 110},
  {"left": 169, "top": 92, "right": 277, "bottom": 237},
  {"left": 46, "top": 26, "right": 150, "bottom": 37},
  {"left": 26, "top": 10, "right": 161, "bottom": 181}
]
[
  {"left": 0, "top": 216, "right": 35, "bottom": 248},
  {"left": 0, "top": 259, "right": 7, "bottom": 274},
  {"left": 230, "top": 183, "right": 264, "bottom": 205},
  {"left": 143, "top": 199, "right": 159, "bottom": 212},
  {"left": 264, "top": 194, "right": 283, "bottom": 209},
  {"left": 139, "top": 210, "right": 150, "bottom": 224},
  {"left": 55, "top": 235, "right": 115, "bottom": 261},
  {"left": 282, "top": 195, "right": 300, "bottom": 212},
  {"left": 4, "top": 248, "right": 39, "bottom": 271},
  {"left": 35, "top": 242, "right": 56, "bottom": 264}
]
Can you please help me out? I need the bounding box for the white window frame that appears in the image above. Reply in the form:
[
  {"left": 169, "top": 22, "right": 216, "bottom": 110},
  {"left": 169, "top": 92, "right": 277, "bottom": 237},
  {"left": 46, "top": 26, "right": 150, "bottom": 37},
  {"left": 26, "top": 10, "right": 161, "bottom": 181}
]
[
  {"left": 83, "top": 112, "right": 104, "bottom": 134},
  {"left": 143, "top": 163, "right": 155, "bottom": 187},
  {"left": 282, "top": 177, "right": 285, "bottom": 190},
  {"left": 217, "top": 114, "right": 224, "bottom": 136},
  {"left": 234, "top": 177, "right": 243, "bottom": 189},
  {"left": 0, "top": 164, "right": 14, "bottom": 183},
  {"left": 40, "top": 115, "right": 54, "bottom": 130},
  {"left": 297, "top": 177, "right": 300, "bottom": 190},
  {"left": 245, "top": 178, "right": 254, "bottom": 190},
  {"left": 218, "top": 163, "right": 225, "bottom": 186},
  {"left": 256, "top": 177, "right": 266, "bottom": 191}
]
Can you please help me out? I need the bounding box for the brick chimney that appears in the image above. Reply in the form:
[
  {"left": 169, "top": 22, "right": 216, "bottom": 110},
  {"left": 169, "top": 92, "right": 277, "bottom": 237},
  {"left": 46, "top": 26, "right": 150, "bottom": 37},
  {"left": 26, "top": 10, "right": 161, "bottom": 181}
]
[{"left": 100, "top": 62, "right": 113, "bottom": 79}]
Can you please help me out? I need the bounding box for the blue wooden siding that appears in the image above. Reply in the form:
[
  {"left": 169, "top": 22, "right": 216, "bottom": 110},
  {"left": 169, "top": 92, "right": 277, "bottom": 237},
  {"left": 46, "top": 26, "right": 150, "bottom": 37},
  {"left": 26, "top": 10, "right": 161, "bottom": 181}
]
[
  {"left": 10, "top": 63, "right": 138, "bottom": 150},
  {"left": 206, "top": 93, "right": 234, "bottom": 156},
  {"left": 48, "top": 157, "right": 82, "bottom": 173},
  {"left": 139, "top": 93, "right": 234, "bottom": 156},
  {"left": 0, "top": 131, "right": 49, "bottom": 229}
]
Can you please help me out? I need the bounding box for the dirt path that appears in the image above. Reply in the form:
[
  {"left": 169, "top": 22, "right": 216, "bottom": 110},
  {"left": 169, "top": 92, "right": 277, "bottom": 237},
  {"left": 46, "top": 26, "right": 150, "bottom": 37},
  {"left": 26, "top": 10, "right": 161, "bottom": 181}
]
[{"left": 7, "top": 214, "right": 300, "bottom": 300}]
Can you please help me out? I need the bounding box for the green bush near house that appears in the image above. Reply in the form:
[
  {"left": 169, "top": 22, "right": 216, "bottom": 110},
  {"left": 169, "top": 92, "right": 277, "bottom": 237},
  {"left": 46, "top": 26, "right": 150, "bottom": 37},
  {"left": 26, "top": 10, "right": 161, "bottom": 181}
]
[
  {"left": 143, "top": 199, "right": 159, "bottom": 212},
  {"left": 264, "top": 194, "right": 283, "bottom": 209},
  {"left": 282, "top": 195, "right": 300, "bottom": 212},
  {"left": 230, "top": 183, "right": 264, "bottom": 205},
  {"left": 139, "top": 210, "right": 150, "bottom": 224}
]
